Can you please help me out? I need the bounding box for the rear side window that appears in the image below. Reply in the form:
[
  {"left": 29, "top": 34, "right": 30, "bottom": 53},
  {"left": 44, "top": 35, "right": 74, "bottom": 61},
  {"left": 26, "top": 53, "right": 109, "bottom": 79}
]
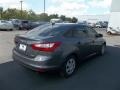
[
  {"left": 26, "top": 25, "right": 69, "bottom": 37},
  {"left": 86, "top": 27, "right": 97, "bottom": 37}
]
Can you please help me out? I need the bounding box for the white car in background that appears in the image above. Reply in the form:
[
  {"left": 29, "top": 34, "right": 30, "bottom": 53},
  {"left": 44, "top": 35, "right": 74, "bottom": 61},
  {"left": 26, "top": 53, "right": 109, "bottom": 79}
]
[
  {"left": 107, "top": 27, "right": 120, "bottom": 35},
  {"left": 0, "top": 20, "right": 14, "bottom": 31},
  {"left": 50, "top": 19, "right": 63, "bottom": 24}
]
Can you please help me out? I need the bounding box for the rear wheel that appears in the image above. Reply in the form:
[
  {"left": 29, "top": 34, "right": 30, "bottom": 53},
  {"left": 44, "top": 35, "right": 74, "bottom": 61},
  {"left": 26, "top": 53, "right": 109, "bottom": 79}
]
[
  {"left": 60, "top": 55, "right": 77, "bottom": 78},
  {"left": 98, "top": 44, "right": 106, "bottom": 56}
]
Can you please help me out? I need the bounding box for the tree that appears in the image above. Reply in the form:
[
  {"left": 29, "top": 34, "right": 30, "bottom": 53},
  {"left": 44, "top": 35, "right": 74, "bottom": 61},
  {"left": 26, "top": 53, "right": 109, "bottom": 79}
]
[
  {"left": 71, "top": 17, "right": 78, "bottom": 23},
  {"left": 0, "top": 8, "right": 78, "bottom": 22},
  {"left": 2, "top": 8, "right": 28, "bottom": 19},
  {"left": 28, "top": 10, "right": 37, "bottom": 20},
  {"left": 60, "top": 15, "right": 66, "bottom": 21},
  {"left": 49, "top": 14, "right": 58, "bottom": 20},
  {"left": 0, "top": 7, "right": 3, "bottom": 19},
  {"left": 39, "top": 13, "right": 49, "bottom": 21}
]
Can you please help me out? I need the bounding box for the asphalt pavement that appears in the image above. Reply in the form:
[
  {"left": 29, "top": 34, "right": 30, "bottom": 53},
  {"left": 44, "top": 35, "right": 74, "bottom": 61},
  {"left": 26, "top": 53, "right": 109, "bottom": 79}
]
[{"left": 0, "top": 29, "right": 120, "bottom": 90}]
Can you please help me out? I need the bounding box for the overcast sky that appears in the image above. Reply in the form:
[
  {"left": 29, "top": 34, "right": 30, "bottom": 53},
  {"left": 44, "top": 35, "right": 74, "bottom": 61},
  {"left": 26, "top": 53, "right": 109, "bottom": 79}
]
[{"left": 0, "top": 0, "right": 112, "bottom": 17}]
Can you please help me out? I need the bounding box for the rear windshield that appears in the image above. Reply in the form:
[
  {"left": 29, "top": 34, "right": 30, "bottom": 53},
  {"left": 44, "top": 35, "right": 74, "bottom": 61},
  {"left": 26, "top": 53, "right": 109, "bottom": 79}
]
[
  {"left": 22, "top": 21, "right": 28, "bottom": 23},
  {"left": 26, "top": 24, "right": 68, "bottom": 37}
]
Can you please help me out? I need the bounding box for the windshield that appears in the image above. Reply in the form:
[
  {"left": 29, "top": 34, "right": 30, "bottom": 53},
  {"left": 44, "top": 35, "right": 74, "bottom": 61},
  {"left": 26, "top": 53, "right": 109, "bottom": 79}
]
[
  {"left": 1, "top": 20, "right": 8, "bottom": 23},
  {"left": 26, "top": 24, "right": 68, "bottom": 37}
]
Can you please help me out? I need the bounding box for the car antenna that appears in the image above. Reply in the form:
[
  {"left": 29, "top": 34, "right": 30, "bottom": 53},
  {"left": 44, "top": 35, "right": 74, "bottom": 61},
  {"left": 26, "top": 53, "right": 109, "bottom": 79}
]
[{"left": 52, "top": 22, "right": 55, "bottom": 27}]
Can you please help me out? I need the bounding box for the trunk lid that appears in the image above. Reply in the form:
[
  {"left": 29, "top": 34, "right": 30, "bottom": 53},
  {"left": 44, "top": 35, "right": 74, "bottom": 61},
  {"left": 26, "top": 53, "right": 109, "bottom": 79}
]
[{"left": 14, "top": 34, "right": 53, "bottom": 58}]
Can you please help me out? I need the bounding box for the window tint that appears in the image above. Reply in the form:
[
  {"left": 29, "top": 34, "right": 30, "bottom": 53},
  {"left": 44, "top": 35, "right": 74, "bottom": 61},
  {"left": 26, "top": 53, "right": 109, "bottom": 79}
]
[
  {"left": 86, "top": 27, "right": 97, "bottom": 37},
  {"left": 73, "top": 27, "right": 88, "bottom": 38},
  {"left": 64, "top": 30, "right": 73, "bottom": 37}
]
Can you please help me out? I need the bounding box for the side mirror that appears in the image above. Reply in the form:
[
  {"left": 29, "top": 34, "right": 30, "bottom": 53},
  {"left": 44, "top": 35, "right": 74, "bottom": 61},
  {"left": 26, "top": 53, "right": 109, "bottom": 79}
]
[{"left": 95, "top": 33, "right": 103, "bottom": 38}]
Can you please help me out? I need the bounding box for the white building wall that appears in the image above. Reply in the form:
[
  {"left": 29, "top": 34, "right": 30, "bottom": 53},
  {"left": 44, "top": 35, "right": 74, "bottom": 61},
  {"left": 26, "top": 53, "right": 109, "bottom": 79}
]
[
  {"left": 108, "top": 0, "right": 120, "bottom": 29},
  {"left": 78, "top": 15, "right": 110, "bottom": 23}
]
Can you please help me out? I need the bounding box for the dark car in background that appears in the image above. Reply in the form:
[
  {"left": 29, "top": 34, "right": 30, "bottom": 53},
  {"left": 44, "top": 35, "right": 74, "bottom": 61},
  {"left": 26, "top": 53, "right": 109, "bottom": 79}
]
[
  {"left": 29, "top": 21, "right": 49, "bottom": 29},
  {"left": 9, "top": 19, "right": 21, "bottom": 30},
  {"left": 13, "top": 23, "right": 106, "bottom": 78},
  {"left": 9, "top": 19, "right": 49, "bottom": 30},
  {"left": 19, "top": 20, "right": 31, "bottom": 30},
  {"left": 10, "top": 19, "right": 31, "bottom": 30},
  {"left": 95, "top": 21, "right": 108, "bottom": 28}
]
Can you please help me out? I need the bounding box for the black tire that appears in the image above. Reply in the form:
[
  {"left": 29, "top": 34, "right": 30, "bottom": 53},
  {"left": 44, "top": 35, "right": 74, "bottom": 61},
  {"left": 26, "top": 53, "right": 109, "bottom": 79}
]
[
  {"left": 9, "top": 29, "right": 13, "bottom": 31},
  {"left": 60, "top": 55, "right": 77, "bottom": 78},
  {"left": 98, "top": 44, "right": 106, "bottom": 56},
  {"left": 19, "top": 27, "right": 22, "bottom": 30}
]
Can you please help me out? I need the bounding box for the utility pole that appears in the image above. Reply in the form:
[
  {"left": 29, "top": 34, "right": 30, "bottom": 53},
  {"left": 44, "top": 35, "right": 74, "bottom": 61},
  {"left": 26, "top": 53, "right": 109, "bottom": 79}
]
[
  {"left": 44, "top": 0, "right": 46, "bottom": 14},
  {"left": 20, "top": 0, "right": 23, "bottom": 18},
  {"left": 0, "top": 7, "right": 3, "bottom": 19}
]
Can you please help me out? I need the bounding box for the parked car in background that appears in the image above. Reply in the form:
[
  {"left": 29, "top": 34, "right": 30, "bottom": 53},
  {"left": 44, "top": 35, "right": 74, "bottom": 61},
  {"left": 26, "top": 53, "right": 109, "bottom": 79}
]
[
  {"left": 95, "top": 21, "right": 108, "bottom": 28},
  {"left": 0, "top": 20, "right": 14, "bottom": 31},
  {"left": 50, "top": 18, "right": 63, "bottom": 24},
  {"left": 19, "top": 20, "right": 31, "bottom": 30},
  {"left": 9, "top": 19, "right": 21, "bottom": 30},
  {"left": 107, "top": 27, "right": 120, "bottom": 35},
  {"left": 95, "top": 23, "right": 102, "bottom": 28},
  {"left": 88, "top": 22, "right": 95, "bottom": 27},
  {"left": 13, "top": 23, "right": 106, "bottom": 78},
  {"left": 30, "top": 21, "right": 49, "bottom": 29}
]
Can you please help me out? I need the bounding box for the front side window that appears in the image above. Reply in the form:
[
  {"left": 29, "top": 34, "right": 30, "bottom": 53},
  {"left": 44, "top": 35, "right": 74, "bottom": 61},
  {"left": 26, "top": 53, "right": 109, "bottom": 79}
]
[
  {"left": 73, "top": 27, "right": 88, "bottom": 38},
  {"left": 86, "top": 27, "right": 97, "bottom": 37}
]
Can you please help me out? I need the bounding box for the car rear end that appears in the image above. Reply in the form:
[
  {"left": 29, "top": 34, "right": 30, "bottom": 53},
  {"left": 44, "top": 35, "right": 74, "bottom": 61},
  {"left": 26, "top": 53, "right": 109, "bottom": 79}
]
[
  {"left": 107, "top": 27, "right": 120, "bottom": 34},
  {"left": 20, "top": 20, "right": 30, "bottom": 30},
  {"left": 13, "top": 24, "right": 68, "bottom": 71},
  {"left": 0, "top": 20, "right": 13, "bottom": 30}
]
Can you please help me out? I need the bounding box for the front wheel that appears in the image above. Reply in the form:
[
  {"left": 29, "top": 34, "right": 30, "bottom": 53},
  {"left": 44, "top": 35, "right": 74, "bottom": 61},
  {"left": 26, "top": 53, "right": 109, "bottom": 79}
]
[{"left": 60, "top": 55, "right": 77, "bottom": 78}]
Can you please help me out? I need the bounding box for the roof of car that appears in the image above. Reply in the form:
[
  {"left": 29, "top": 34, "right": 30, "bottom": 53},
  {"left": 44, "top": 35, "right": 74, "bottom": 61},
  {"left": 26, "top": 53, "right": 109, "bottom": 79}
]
[{"left": 50, "top": 23, "right": 89, "bottom": 27}]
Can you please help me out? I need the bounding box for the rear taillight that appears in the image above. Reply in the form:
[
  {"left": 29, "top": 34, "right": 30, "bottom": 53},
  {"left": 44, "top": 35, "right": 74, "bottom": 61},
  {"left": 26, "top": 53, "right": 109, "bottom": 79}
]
[{"left": 31, "top": 42, "right": 61, "bottom": 52}]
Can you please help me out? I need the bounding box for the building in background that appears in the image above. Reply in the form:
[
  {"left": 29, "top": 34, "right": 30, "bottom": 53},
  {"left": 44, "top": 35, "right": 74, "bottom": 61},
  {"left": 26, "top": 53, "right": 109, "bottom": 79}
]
[
  {"left": 107, "top": 0, "right": 120, "bottom": 33},
  {"left": 78, "top": 14, "right": 110, "bottom": 23}
]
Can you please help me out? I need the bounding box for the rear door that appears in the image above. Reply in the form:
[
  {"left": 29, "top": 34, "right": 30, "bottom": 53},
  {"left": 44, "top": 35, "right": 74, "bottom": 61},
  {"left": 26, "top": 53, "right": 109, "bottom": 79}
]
[
  {"left": 72, "top": 26, "right": 93, "bottom": 57},
  {"left": 85, "top": 27, "right": 98, "bottom": 53}
]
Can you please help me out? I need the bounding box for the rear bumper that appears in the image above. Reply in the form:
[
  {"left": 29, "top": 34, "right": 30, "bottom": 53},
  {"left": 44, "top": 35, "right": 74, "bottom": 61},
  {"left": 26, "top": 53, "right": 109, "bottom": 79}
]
[{"left": 12, "top": 50, "right": 61, "bottom": 71}]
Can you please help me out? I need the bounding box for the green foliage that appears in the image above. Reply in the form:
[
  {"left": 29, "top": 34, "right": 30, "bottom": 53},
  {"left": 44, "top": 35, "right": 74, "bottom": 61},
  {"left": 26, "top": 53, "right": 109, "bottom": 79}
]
[
  {"left": 0, "top": 7, "right": 3, "bottom": 19},
  {"left": 60, "top": 15, "right": 66, "bottom": 21},
  {"left": 71, "top": 17, "right": 78, "bottom": 23},
  {"left": 0, "top": 8, "right": 78, "bottom": 23}
]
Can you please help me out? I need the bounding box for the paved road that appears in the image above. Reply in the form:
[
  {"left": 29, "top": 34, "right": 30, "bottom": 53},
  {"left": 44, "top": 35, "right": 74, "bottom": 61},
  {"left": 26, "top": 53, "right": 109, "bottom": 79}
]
[
  {"left": 0, "top": 46, "right": 120, "bottom": 90},
  {"left": 0, "top": 31, "right": 26, "bottom": 62},
  {"left": 0, "top": 29, "right": 120, "bottom": 90}
]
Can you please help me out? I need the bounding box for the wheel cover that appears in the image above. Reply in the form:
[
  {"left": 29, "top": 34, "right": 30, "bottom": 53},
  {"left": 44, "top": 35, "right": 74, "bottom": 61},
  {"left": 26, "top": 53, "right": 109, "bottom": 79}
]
[
  {"left": 101, "top": 45, "right": 105, "bottom": 54},
  {"left": 66, "top": 58, "right": 76, "bottom": 75}
]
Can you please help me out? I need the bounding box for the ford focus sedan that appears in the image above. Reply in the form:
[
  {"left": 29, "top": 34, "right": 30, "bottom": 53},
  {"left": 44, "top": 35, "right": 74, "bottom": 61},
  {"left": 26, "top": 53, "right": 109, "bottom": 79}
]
[{"left": 13, "top": 23, "right": 106, "bottom": 78}]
